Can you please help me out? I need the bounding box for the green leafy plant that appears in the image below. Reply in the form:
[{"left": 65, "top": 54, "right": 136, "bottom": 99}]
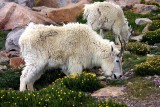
[
  {"left": 142, "top": 28, "right": 160, "bottom": 45},
  {"left": 148, "top": 20, "right": 160, "bottom": 31},
  {"left": 126, "top": 42, "right": 150, "bottom": 55},
  {"left": 136, "top": 55, "right": 160, "bottom": 76}
]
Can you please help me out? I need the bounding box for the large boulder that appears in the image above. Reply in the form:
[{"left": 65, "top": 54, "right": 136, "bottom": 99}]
[
  {"left": 0, "top": 2, "right": 57, "bottom": 30},
  {"left": 5, "top": 27, "right": 25, "bottom": 51},
  {"left": 0, "top": 0, "right": 34, "bottom": 8},
  {"left": 135, "top": 18, "right": 152, "bottom": 25},
  {"left": 106, "top": 0, "right": 142, "bottom": 7},
  {"left": 34, "top": 0, "right": 89, "bottom": 23},
  {"left": 36, "top": 0, "right": 92, "bottom": 8},
  {"left": 106, "top": 0, "right": 128, "bottom": 8},
  {"left": 132, "top": 4, "right": 158, "bottom": 14},
  {"left": 9, "top": 57, "right": 25, "bottom": 69},
  {"left": 126, "top": 0, "right": 141, "bottom": 6}
]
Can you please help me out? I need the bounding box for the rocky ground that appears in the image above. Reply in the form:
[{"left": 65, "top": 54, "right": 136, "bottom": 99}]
[{"left": 91, "top": 70, "right": 160, "bottom": 107}]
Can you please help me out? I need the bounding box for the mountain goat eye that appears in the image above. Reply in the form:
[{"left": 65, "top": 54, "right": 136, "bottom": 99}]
[{"left": 116, "top": 60, "right": 119, "bottom": 62}]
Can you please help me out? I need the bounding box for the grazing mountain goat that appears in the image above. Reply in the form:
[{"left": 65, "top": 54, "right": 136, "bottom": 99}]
[
  {"left": 83, "top": 2, "right": 131, "bottom": 49},
  {"left": 19, "top": 23, "right": 123, "bottom": 91}
]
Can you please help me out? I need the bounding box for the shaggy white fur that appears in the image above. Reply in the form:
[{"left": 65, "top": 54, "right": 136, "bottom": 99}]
[
  {"left": 83, "top": 1, "right": 131, "bottom": 47},
  {"left": 19, "top": 23, "right": 122, "bottom": 91}
]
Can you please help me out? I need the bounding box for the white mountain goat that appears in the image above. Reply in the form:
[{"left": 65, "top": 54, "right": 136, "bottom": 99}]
[
  {"left": 83, "top": 1, "right": 132, "bottom": 49},
  {"left": 19, "top": 23, "right": 123, "bottom": 91}
]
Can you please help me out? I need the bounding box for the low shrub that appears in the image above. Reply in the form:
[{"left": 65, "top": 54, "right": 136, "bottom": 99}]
[
  {"left": 141, "top": 28, "right": 160, "bottom": 45},
  {"left": 0, "top": 73, "right": 126, "bottom": 107},
  {"left": 126, "top": 42, "right": 150, "bottom": 55},
  {"left": 136, "top": 55, "right": 160, "bottom": 76},
  {"left": 63, "top": 73, "right": 103, "bottom": 92},
  {"left": 148, "top": 20, "right": 160, "bottom": 31}
]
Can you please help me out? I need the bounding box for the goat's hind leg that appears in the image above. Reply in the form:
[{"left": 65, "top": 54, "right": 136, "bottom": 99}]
[{"left": 20, "top": 63, "right": 47, "bottom": 91}]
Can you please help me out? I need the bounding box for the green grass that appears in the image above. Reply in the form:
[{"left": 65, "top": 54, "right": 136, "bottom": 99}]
[
  {"left": 107, "top": 80, "right": 125, "bottom": 86},
  {"left": 0, "top": 69, "right": 21, "bottom": 90},
  {"left": 104, "top": 32, "right": 115, "bottom": 41},
  {"left": 122, "top": 53, "right": 147, "bottom": 72},
  {"left": 0, "top": 30, "right": 8, "bottom": 50}
]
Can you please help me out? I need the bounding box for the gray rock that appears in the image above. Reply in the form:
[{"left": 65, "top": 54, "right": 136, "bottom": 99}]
[
  {"left": 97, "top": 76, "right": 106, "bottom": 81},
  {"left": 0, "top": 65, "right": 7, "bottom": 71},
  {"left": 132, "top": 4, "right": 158, "bottom": 14},
  {"left": 142, "top": 24, "right": 151, "bottom": 34},
  {"left": 0, "top": 51, "right": 9, "bottom": 63},
  {"left": 131, "top": 35, "right": 143, "bottom": 42},
  {"left": 127, "top": 82, "right": 133, "bottom": 85},
  {"left": 0, "top": 0, "right": 34, "bottom": 8},
  {"left": 147, "top": 54, "right": 155, "bottom": 57},
  {"left": 124, "top": 51, "right": 130, "bottom": 54},
  {"left": 155, "top": 52, "right": 160, "bottom": 55},
  {"left": 17, "top": 0, "right": 34, "bottom": 8},
  {"left": 135, "top": 18, "right": 152, "bottom": 25},
  {"left": 145, "top": 76, "right": 152, "bottom": 80},
  {"left": 91, "top": 86, "right": 125, "bottom": 99},
  {"left": 0, "top": 2, "right": 5, "bottom": 9},
  {"left": 5, "top": 27, "right": 25, "bottom": 51}
]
